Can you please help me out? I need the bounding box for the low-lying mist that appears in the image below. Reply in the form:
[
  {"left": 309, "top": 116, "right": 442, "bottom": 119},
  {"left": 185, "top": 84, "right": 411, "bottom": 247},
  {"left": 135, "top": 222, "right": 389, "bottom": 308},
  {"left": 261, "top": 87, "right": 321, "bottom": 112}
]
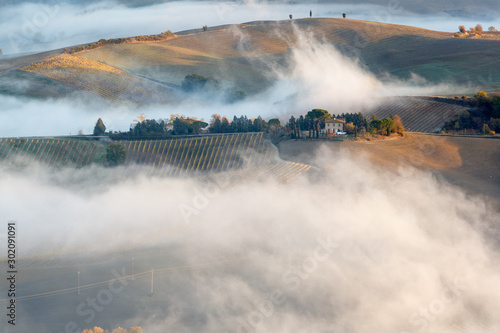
[{"left": 1, "top": 145, "right": 500, "bottom": 332}]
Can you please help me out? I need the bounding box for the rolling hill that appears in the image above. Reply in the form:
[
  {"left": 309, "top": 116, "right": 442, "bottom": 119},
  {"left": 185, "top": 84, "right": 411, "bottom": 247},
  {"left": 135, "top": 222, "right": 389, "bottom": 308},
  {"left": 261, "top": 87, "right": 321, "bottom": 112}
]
[
  {"left": 1, "top": 18, "right": 499, "bottom": 100},
  {"left": 1, "top": 18, "right": 499, "bottom": 133}
]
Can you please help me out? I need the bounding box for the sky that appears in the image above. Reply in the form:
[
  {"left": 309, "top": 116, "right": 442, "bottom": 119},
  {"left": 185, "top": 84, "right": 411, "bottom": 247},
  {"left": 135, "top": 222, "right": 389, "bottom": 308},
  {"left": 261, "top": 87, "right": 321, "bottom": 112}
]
[{"left": 1, "top": 0, "right": 499, "bottom": 55}]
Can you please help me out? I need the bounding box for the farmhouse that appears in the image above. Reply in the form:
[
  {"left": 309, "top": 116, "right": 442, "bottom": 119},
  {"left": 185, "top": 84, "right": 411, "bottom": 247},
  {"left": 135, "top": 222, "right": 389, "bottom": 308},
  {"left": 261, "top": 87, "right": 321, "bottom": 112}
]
[{"left": 324, "top": 118, "right": 345, "bottom": 134}]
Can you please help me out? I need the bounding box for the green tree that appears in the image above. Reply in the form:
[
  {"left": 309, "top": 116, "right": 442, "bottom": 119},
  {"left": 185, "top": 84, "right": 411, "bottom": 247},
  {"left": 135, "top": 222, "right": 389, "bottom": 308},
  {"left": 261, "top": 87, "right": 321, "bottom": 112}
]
[
  {"left": 188, "top": 120, "right": 208, "bottom": 134},
  {"left": 306, "top": 109, "right": 330, "bottom": 120},
  {"left": 252, "top": 116, "right": 267, "bottom": 132},
  {"left": 381, "top": 118, "right": 395, "bottom": 136},
  {"left": 474, "top": 90, "right": 489, "bottom": 107},
  {"left": 369, "top": 119, "right": 382, "bottom": 134},
  {"left": 210, "top": 116, "right": 222, "bottom": 133},
  {"left": 491, "top": 95, "right": 500, "bottom": 118},
  {"left": 106, "top": 143, "right": 127, "bottom": 167},
  {"left": 268, "top": 118, "right": 281, "bottom": 127},
  {"left": 221, "top": 117, "right": 230, "bottom": 133},
  {"left": 93, "top": 118, "right": 106, "bottom": 136},
  {"left": 181, "top": 74, "right": 219, "bottom": 92},
  {"left": 173, "top": 117, "right": 189, "bottom": 135}
]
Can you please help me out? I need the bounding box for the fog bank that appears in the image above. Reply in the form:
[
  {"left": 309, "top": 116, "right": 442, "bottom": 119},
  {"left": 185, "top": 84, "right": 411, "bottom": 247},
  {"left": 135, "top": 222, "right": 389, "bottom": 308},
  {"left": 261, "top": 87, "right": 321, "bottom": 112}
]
[{"left": 1, "top": 146, "right": 500, "bottom": 332}]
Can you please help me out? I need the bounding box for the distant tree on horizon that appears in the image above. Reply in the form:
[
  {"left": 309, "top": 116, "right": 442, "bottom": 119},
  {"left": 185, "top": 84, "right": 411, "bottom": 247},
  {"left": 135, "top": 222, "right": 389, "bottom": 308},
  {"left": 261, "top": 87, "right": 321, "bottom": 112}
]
[
  {"left": 475, "top": 24, "right": 483, "bottom": 35},
  {"left": 342, "top": 13, "right": 346, "bottom": 18},
  {"left": 459, "top": 25, "right": 466, "bottom": 33},
  {"left": 93, "top": 118, "right": 106, "bottom": 136},
  {"left": 489, "top": 26, "right": 498, "bottom": 32}
]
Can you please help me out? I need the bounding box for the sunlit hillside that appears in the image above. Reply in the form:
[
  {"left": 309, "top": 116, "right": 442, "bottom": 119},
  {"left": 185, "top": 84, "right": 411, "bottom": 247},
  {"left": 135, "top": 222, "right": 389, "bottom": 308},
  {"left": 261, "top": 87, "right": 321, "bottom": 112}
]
[{"left": 4, "top": 17, "right": 499, "bottom": 104}]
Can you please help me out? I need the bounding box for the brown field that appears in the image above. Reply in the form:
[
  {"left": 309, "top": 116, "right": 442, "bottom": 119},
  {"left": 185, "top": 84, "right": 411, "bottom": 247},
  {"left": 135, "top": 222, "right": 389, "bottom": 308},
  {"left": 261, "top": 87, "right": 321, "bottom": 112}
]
[{"left": 279, "top": 134, "right": 500, "bottom": 201}]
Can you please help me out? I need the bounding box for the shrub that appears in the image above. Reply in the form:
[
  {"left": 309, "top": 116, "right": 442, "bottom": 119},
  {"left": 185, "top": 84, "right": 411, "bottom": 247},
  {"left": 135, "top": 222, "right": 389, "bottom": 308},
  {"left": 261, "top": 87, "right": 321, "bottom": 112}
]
[{"left": 106, "top": 143, "right": 127, "bottom": 167}]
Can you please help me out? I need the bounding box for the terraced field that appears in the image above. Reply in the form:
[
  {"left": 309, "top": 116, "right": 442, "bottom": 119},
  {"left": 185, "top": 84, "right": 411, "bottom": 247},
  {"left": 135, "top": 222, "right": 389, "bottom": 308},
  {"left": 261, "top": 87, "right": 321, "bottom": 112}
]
[
  {"left": 359, "top": 96, "right": 468, "bottom": 132},
  {"left": 119, "top": 132, "right": 310, "bottom": 177},
  {"left": 0, "top": 133, "right": 313, "bottom": 184},
  {"left": 0, "top": 137, "right": 99, "bottom": 168}
]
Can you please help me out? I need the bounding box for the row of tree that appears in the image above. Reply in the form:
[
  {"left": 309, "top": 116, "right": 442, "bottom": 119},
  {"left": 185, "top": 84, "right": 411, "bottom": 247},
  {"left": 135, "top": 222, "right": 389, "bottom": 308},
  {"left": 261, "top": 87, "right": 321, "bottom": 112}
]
[
  {"left": 102, "top": 112, "right": 279, "bottom": 141},
  {"left": 286, "top": 109, "right": 404, "bottom": 139},
  {"left": 207, "top": 114, "right": 278, "bottom": 134},
  {"left": 370, "top": 115, "right": 404, "bottom": 136},
  {"left": 455, "top": 24, "right": 497, "bottom": 37}
]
